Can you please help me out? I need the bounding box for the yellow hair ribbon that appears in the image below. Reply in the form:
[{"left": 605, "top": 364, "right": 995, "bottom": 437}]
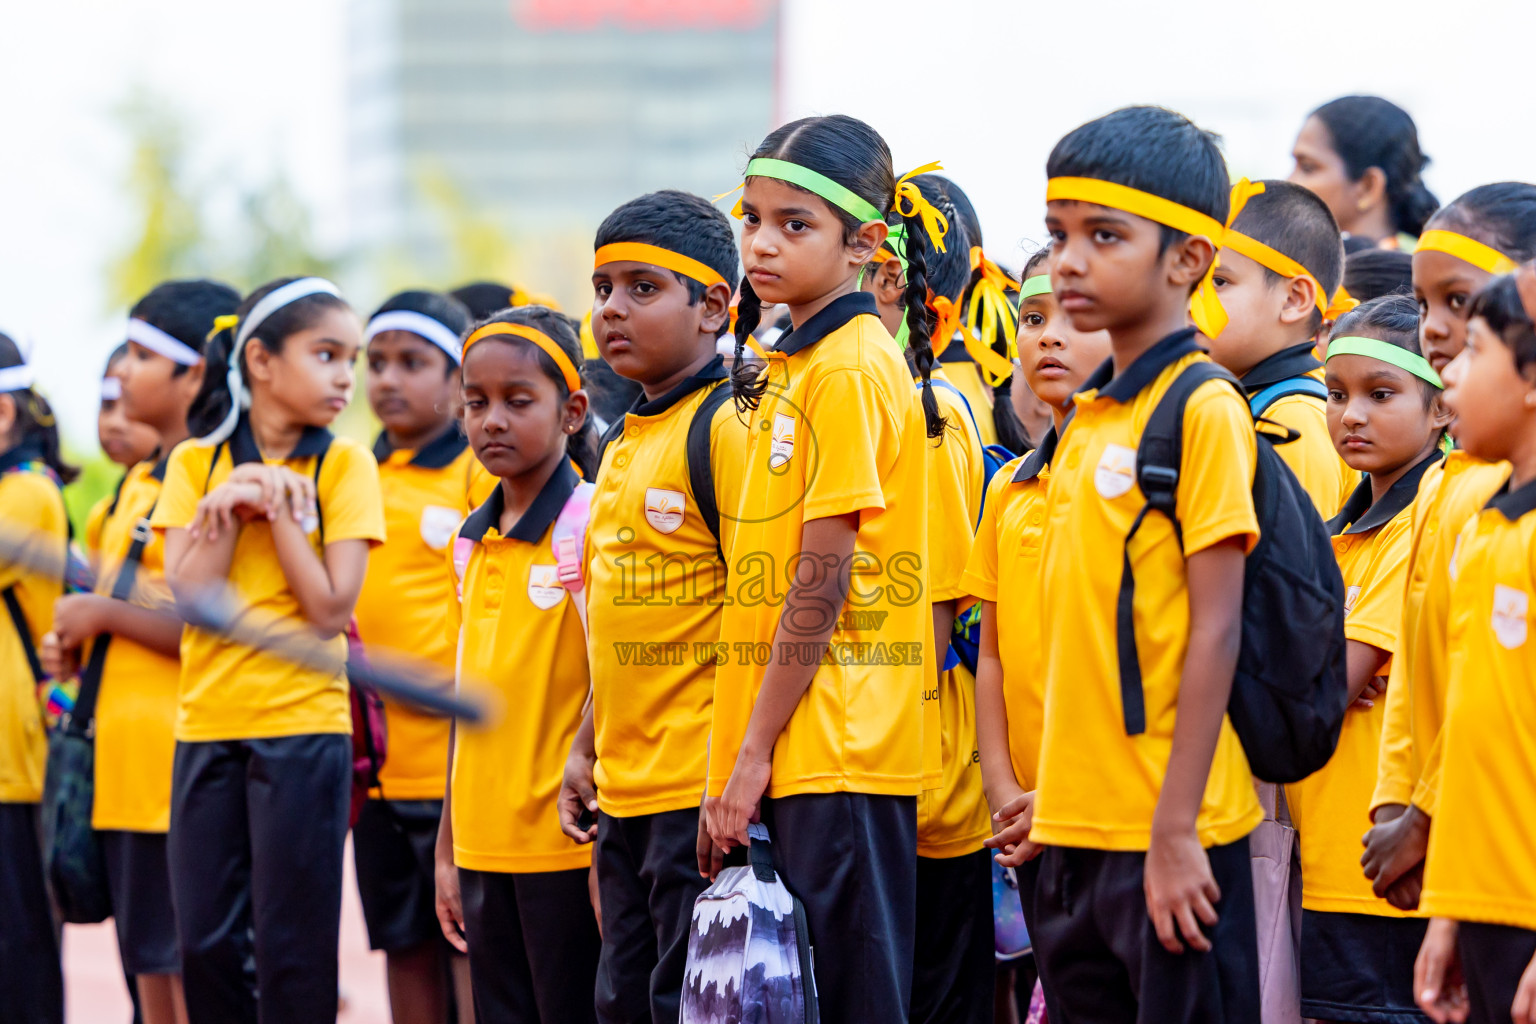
[
  {"left": 207, "top": 314, "right": 239, "bottom": 341},
  {"left": 1046, "top": 176, "right": 1262, "bottom": 338},
  {"left": 891, "top": 161, "right": 949, "bottom": 253},
  {"left": 594, "top": 242, "right": 727, "bottom": 288},
  {"left": 970, "top": 247, "right": 1020, "bottom": 293},
  {"left": 1414, "top": 230, "right": 1520, "bottom": 275},
  {"left": 462, "top": 323, "right": 582, "bottom": 393}
]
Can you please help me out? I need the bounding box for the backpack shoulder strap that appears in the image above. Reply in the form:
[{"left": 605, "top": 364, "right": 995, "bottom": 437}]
[
  {"left": 1116, "top": 360, "right": 1245, "bottom": 736},
  {"left": 3, "top": 587, "right": 43, "bottom": 685},
  {"left": 312, "top": 437, "right": 333, "bottom": 545},
  {"left": 686, "top": 383, "right": 734, "bottom": 557},
  {"left": 1249, "top": 375, "right": 1327, "bottom": 417}
]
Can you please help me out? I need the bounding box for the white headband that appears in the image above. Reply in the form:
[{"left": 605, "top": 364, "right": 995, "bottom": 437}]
[
  {"left": 203, "top": 277, "right": 343, "bottom": 445},
  {"left": 0, "top": 364, "right": 34, "bottom": 394},
  {"left": 127, "top": 318, "right": 203, "bottom": 366},
  {"left": 364, "top": 310, "right": 463, "bottom": 364},
  {"left": 100, "top": 376, "right": 122, "bottom": 401}
]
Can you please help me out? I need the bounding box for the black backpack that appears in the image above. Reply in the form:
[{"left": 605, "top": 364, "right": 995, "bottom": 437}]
[{"left": 1117, "top": 361, "right": 1349, "bottom": 784}]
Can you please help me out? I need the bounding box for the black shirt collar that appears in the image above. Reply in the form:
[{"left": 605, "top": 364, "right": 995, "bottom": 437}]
[
  {"left": 0, "top": 441, "right": 44, "bottom": 475},
  {"left": 629, "top": 355, "right": 728, "bottom": 418},
  {"left": 1328, "top": 449, "right": 1443, "bottom": 536},
  {"left": 1486, "top": 472, "right": 1536, "bottom": 522},
  {"left": 1241, "top": 343, "right": 1323, "bottom": 394},
  {"left": 458, "top": 459, "right": 579, "bottom": 544},
  {"left": 228, "top": 415, "right": 333, "bottom": 467},
  {"left": 372, "top": 424, "right": 468, "bottom": 469},
  {"left": 773, "top": 292, "right": 880, "bottom": 358},
  {"left": 1013, "top": 426, "right": 1060, "bottom": 482},
  {"left": 1085, "top": 327, "right": 1203, "bottom": 405}
]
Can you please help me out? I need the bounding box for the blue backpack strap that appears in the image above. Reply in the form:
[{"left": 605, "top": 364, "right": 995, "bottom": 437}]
[
  {"left": 1249, "top": 376, "right": 1327, "bottom": 417},
  {"left": 923, "top": 377, "right": 984, "bottom": 440}
]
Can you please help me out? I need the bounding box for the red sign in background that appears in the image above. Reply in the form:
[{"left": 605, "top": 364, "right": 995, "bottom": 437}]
[{"left": 514, "top": 0, "right": 776, "bottom": 31}]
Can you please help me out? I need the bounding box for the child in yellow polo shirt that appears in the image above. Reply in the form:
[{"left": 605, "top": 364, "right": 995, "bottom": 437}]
[
  {"left": 1413, "top": 268, "right": 1536, "bottom": 1024},
  {"left": 353, "top": 288, "right": 485, "bottom": 1022},
  {"left": 969, "top": 249, "right": 1112, "bottom": 1017},
  {"left": 862, "top": 175, "right": 995, "bottom": 1024},
  {"left": 554, "top": 190, "right": 747, "bottom": 1024},
  {"left": 434, "top": 305, "right": 600, "bottom": 1023},
  {"left": 0, "top": 331, "right": 72, "bottom": 1024},
  {"left": 705, "top": 114, "right": 937, "bottom": 1023},
  {"left": 44, "top": 281, "right": 239, "bottom": 1024},
  {"left": 1208, "top": 179, "right": 1358, "bottom": 518},
  {"left": 1284, "top": 296, "right": 1450, "bottom": 1023},
  {"left": 94, "top": 344, "right": 161, "bottom": 478},
  {"left": 1360, "top": 184, "right": 1536, "bottom": 911},
  {"left": 1030, "top": 107, "right": 1262, "bottom": 1022},
  {"left": 155, "top": 277, "right": 385, "bottom": 1024}
]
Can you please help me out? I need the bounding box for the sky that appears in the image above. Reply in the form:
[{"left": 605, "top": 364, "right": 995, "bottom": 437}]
[{"left": 3, "top": 0, "right": 1534, "bottom": 447}]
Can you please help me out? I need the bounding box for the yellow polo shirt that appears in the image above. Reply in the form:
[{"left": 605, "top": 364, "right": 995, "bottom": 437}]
[
  {"left": 152, "top": 424, "right": 385, "bottom": 742},
  {"left": 961, "top": 444, "right": 1054, "bottom": 793},
  {"left": 917, "top": 372, "right": 990, "bottom": 857},
  {"left": 1242, "top": 348, "right": 1356, "bottom": 519},
  {"left": 1031, "top": 333, "right": 1262, "bottom": 851},
  {"left": 1371, "top": 452, "right": 1509, "bottom": 816},
  {"left": 935, "top": 356, "right": 999, "bottom": 447},
  {"left": 0, "top": 459, "right": 67, "bottom": 803},
  {"left": 91, "top": 458, "right": 180, "bottom": 832},
  {"left": 707, "top": 292, "right": 932, "bottom": 800},
  {"left": 449, "top": 463, "right": 593, "bottom": 873},
  {"left": 1421, "top": 477, "right": 1536, "bottom": 930},
  {"left": 1286, "top": 459, "right": 1432, "bottom": 915},
  {"left": 586, "top": 360, "right": 749, "bottom": 818},
  {"left": 354, "top": 428, "right": 493, "bottom": 801}
]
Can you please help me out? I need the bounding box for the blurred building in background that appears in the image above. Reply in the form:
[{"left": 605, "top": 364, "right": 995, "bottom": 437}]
[{"left": 346, "top": 0, "right": 779, "bottom": 302}]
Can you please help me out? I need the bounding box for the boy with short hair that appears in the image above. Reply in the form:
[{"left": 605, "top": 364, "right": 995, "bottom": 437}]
[
  {"left": 557, "top": 189, "right": 747, "bottom": 1024},
  {"left": 1209, "top": 179, "right": 1358, "bottom": 517},
  {"left": 1030, "top": 106, "right": 1263, "bottom": 1021}
]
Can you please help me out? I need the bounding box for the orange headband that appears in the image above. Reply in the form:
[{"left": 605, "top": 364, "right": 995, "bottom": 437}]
[
  {"left": 593, "top": 242, "right": 727, "bottom": 289},
  {"left": 462, "top": 323, "right": 582, "bottom": 393}
]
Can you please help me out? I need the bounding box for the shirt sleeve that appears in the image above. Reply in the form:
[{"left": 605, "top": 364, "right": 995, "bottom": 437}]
[
  {"left": 318, "top": 441, "right": 387, "bottom": 546},
  {"left": 1266, "top": 395, "right": 1353, "bottom": 519},
  {"left": 1410, "top": 731, "right": 1444, "bottom": 817},
  {"left": 149, "top": 442, "right": 205, "bottom": 533},
  {"left": 800, "top": 368, "right": 901, "bottom": 521},
  {"left": 0, "top": 474, "right": 66, "bottom": 591},
  {"left": 961, "top": 460, "right": 1018, "bottom": 603},
  {"left": 1176, "top": 380, "right": 1260, "bottom": 556},
  {"left": 85, "top": 495, "right": 111, "bottom": 554},
  {"left": 1344, "top": 516, "right": 1413, "bottom": 652}
]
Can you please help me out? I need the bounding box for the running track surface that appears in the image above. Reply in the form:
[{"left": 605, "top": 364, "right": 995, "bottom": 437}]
[{"left": 64, "top": 839, "right": 391, "bottom": 1023}]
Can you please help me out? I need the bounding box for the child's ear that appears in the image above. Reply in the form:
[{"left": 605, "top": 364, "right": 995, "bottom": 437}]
[
  {"left": 244, "top": 339, "right": 273, "bottom": 385},
  {"left": 1278, "top": 275, "right": 1320, "bottom": 328},
  {"left": 1167, "top": 234, "right": 1216, "bottom": 289},
  {"left": 848, "top": 219, "right": 889, "bottom": 267},
  {"left": 563, "top": 388, "right": 590, "bottom": 435},
  {"left": 873, "top": 260, "right": 906, "bottom": 307},
  {"left": 178, "top": 359, "right": 206, "bottom": 399},
  {"left": 698, "top": 281, "right": 732, "bottom": 337},
  {"left": 1430, "top": 392, "right": 1456, "bottom": 432},
  {"left": 0, "top": 393, "right": 14, "bottom": 439}
]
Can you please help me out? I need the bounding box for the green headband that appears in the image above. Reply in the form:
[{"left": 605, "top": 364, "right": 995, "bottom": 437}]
[
  {"left": 1326, "top": 336, "right": 1444, "bottom": 388},
  {"left": 1018, "top": 275, "right": 1052, "bottom": 300},
  {"left": 744, "top": 158, "right": 886, "bottom": 224}
]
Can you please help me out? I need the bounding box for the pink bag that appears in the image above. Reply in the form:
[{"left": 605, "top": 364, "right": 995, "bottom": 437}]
[
  {"left": 347, "top": 620, "right": 388, "bottom": 828},
  {"left": 1250, "top": 782, "right": 1301, "bottom": 1024}
]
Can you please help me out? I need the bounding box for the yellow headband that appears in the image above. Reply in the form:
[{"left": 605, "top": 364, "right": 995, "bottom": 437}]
[
  {"left": 1221, "top": 227, "right": 1355, "bottom": 319},
  {"left": 1046, "top": 176, "right": 1262, "bottom": 338},
  {"left": 593, "top": 242, "right": 727, "bottom": 289},
  {"left": 1414, "top": 229, "right": 1519, "bottom": 275},
  {"left": 462, "top": 323, "right": 582, "bottom": 393}
]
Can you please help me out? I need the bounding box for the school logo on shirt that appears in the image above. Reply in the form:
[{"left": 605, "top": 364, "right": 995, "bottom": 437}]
[
  {"left": 644, "top": 488, "right": 687, "bottom": 535},
  {"left": 769, "top": 414, "right": 796, "bottom": 468},
  {"left": 528, "top": 564, "right": 566, "bottom": 610},
  {"left": 1094, "top": 443, "right": 1137, "bottom": 499},
  {"left": 420, "top": 504, "right": 461, "bottom": 551},
  {"left": 1344, "top": 585, "right": 1362, "bottom": 617},
  {"left": 1492, "top": 584, "right": 1528, "bottom": 650}
]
